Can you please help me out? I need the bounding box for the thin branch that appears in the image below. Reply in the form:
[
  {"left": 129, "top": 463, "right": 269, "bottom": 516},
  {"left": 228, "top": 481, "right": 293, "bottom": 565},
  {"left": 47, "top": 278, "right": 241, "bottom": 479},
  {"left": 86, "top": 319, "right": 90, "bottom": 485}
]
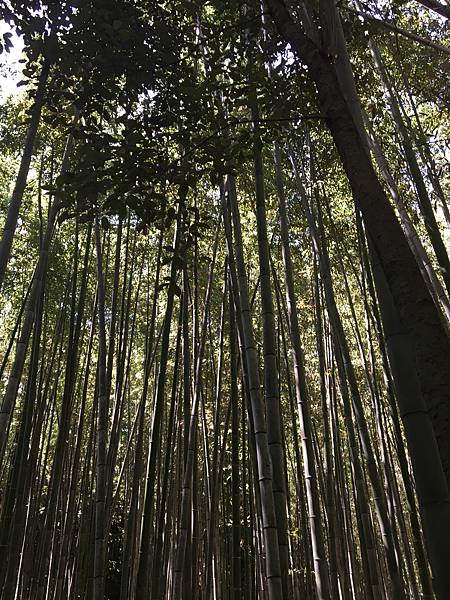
[
  {"left": 184, "top": 114, "right": 324, "bottom": 161},
  {"left": 348, "top": 7, "right": 450, "bottom": 55},
  {"left": 413, "top": 0, "right": 450, "bottom": 20}
]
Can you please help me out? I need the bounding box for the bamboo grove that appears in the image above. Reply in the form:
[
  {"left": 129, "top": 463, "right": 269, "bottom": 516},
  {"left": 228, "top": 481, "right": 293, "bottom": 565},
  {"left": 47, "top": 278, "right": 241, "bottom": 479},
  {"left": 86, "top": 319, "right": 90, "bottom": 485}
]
[{"left": 0, "top": 0, "right": 449, "bottom": 599}]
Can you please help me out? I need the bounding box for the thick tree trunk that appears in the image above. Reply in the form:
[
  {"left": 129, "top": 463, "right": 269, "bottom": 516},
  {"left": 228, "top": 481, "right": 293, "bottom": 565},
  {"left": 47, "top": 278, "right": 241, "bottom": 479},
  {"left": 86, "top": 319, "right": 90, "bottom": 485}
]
[
  {"left": 266, "top": 0, "right": 450, "bottom": 488},
  {"left": 367, "top": 39, "right": 450, "bottom": 297},
  {"left": 362, "top": 111, "right": 450, "bottom": 323},
  {"left": 365, "top": 223, "right": 450, "bottom": 600}
]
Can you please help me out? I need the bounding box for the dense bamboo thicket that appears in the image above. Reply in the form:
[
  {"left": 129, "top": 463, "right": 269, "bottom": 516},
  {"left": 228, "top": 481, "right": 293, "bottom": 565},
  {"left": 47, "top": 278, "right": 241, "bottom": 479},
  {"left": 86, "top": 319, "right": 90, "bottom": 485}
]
[{"left": 0, "top": 1, "right": 449, "bottom": 598}]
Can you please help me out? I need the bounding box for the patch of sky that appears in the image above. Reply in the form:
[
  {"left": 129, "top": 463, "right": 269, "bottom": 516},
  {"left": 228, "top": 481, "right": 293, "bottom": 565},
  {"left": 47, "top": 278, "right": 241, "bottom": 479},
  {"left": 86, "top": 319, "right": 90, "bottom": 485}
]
[{"left": 0, "top": 20, "right": 25, "bottom": 101}]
